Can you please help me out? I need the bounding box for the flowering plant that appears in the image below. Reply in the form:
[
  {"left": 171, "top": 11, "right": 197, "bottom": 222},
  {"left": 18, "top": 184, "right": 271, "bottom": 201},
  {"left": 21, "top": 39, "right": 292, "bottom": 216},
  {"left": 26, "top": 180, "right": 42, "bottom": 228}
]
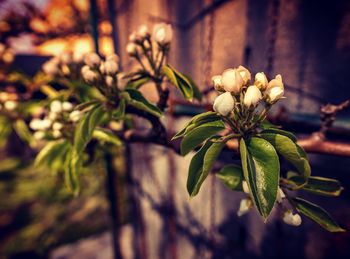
[
  {"left": 32, "top": 23, "right": 201, "bottom": 194},
  {"left": 174, "top": 66, "right": 344, "bottom": 232}
]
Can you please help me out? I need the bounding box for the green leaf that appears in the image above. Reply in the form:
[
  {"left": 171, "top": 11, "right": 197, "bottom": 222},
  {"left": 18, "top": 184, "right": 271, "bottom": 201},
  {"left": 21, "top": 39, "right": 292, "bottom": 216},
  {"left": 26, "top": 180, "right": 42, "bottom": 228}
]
[
  {"left": 187, "top": 139, "right": 225, "bottom": 196},
  {"left": 260, "top": 119, "right": 279, "bottom": 130},
  {"left": 125, "top": 88, "right": 162, "bottom": 117},
  {"left": 13, "top": 119, "right": 34, "bottom": 147},
  {"left": 35, "top": 140, "right": 70, "bottom": 169},
  {"left": 286, "top": 175, "right": 343, "bottom": 197},
  {"left": 65, "top": 148, "right": 81, "bottom": 195},
  {"left": 162, "top": 64, "right": 195, "bottom": 101},
  {"left": 172, "top": 111, "right": 220, "bottom": 140},
  {"left": 113, "top": 99, "right": 126, "bottom": 119},
  {"left": 292, "top": 197, "right": 345, "bottom": 232},
  {"left": 184, "top": 75, "right": 202, "bottom": 101},
  {"left": 240, "top": 137, "right": 280, "bottom": 220},
  {"left": 93, "top": 128, "right": 123, "bottom": 146},
  {"left": 74, "top": 104, "right": 105, "bottom": 154},
  {"left": 261, "top": 128, "right": 297, "bottom": 142},
  {"left": 126, "top": 77, "right": 150, "bottom": 89},
  {"left": 0, "top": 116, "right": 11, "bottom": 147},
  {"left": 260, "top": 133, "right": 310, "bottom": 185},
  {"left": 180, "top": 120, "right": 225, "bottom": 156},
  {"left": 216, "top": 164, "right": 243, "bottom": 191}
]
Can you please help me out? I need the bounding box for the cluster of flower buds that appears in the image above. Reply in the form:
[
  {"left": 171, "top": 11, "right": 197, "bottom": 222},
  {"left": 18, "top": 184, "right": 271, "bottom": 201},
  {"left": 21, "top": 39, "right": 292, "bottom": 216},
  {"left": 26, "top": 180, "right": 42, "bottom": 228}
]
[
  {"left": 126, "top": 23, "right": 173, "bottom": 57},
  {"left": 81, "top": 53, "right": 126, "bottom": 91},
  {"left": 42, "top": 51, "right": 86, "bottom": 79},
  {"left": 212, "top": 66, "right": 284, "bottom": 117},
  {"left": 0, "top": 91, "right": 18, "bottom": 112},
  {"left": 29, "top": 100, "right": 81, "bottom": 140},
  {"left": 0, "top": 43, "right": 14, "bottom": 65}
]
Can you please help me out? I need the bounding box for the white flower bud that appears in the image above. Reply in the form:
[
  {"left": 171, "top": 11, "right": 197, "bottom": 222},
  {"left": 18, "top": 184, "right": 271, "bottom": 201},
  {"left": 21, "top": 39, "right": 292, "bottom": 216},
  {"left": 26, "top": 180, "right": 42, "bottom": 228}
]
[
  {"left": 213, "top": 92, "right": 235, "bottom": 116},
  {"left": 62, "top": 101, "right": 73, "bottom": 111},
  {"left": 82, "top": 69, "right": 98, "bottom": 83},
  {"left": 84, "top": 53, "right": 101, "bottom": 67},
  {"left": 137, "top": 24, "right": 149, "bottom": 39},
  {"left": 41, "top": 119, "right": 52, "bottom": 130},
  {"left": 61, "top": 65, "right": 70, "bottom": 76},
  {"left": 237, "top": 198, "right": 252, "bottom": 217},
  {"left": 126, "top": 43, "right": 137, "bottom": 55},
  {"left": 242, "top": 181, "right": 250, "bottom": 194},
  {"left": 212, "top": 75, "right": 224, "bottom": 91},
  {"left": 283, "top": 211, "right": 302, "bottom": 226},
  {"left": 266, "top": 75, "right": 284, "bottom": 103},
  {"left": 243, "top": 85, "right": 262, "bottom": 107},
  {"left": 33, "top": 131, "right": 45, "bottom": 140},
  {"left": 52, "top": 122, "right": 63, "bottom": 131},
  {"left": 105, "top": 75, "right": 114, "bottom": 87},
  {"left": 53, "top": 130, "right": 62, "bottom": 138},
  {"left": 106, "top": 54, "right": 119, "bottom": 63},
  {"left": 129, "top": 32, "right": 137, "bottom": 42},
  {"left": 276, "top": 187, "right": 286, "bottom": 203},
  {"left": 30, "top": 119, "right": 43, "bottom": 130},
  {"left": 48, "top": 112, "right": 57, "bottom": 121},
  {"left": 221, "top": 68, "right": 244, "bottom": 94},
  {"left": 50, "top": 100, "right": 62, "bottom": 113},
  {"left": 254, "top": 72, "right": 268, "bottom": 90},
  {"left": 152, "top": 23, "right": 173, "bottom": 45},
  {"left": 4, "top": 100, "right": 17, "bottom": 111},
  {"left": 104, "top": 60, "right": 119, "bottom": 75},
  {"left": 73, "top": 52, "right": 85, "bottom": 63},
  {"left": 237, "top": 65, "right": 251, "bottom": 85},
  {"left": 69, "top": 110, "right": 82, "bottom": 122},
  {"left": 42, "top": 60, "right": 59, "bottom": 76},
  {"left": 81, "top": 65, "right": 90, "bottom": 75}
]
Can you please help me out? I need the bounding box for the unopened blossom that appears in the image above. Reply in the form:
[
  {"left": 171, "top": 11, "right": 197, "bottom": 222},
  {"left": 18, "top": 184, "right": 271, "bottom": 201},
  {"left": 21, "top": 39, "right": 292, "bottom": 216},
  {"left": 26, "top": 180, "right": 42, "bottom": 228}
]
[
  {"left": 106, "top": 54, "right": 119, "bottom": 63},
  {"left": 69, "top": 110, "right": 82, "bottom": 122},
  {"left": 243, "top": 85, "right": 262, "bottom": 107},
  {"left": 104, "top": 60, "right": 119, "bottom": 75},
  {"left": 50, "top": 100, "right": 62, "bottom": 113},
  {"left": 221, "top": 68, "right": 244, "bottom": 94},
  {"left": 52, "top": 122, "right": 63, "bottom": 131},
  {"left": 105, "top": 75, "right": 114, "bottom": 87},
  {"left": 242, "top": 181, "right": 250, "bottom": 194},
  {"left": 82, "top": 69, "right": 98, "bottom": 83},
  {"left": 276, "top": 187, "right": 286, "bottom": 203},
  {"left": 237, "top": 65, "right": 251, "bottom": 85},
  {"left": 126, "top": 43, "right": 137, "bottom": 55},
  {"left": 237, "top": 198, "right": 252, "bottom": 217},
  {"left": 4, "top": 100, "right": 17, "bottom": 111},
  {"left": 33, "top": 131, "right": 45, "bottom": 140},
  {"left": 53, "top": 130, "right": 62, "bottom": 138},
  {"left": 212, "top": 75, "right": 224, "bottom": 91},
  {"left": 137, "top": 24, "right": 149, "bottom": 39},
  {"left": 84, "top": 53, "right": 101, "bottom": 67},
  {"left": 129, "top": 32, "right": 137, "bottom": 42},
  {"left": 213, "top": 92, "right": 235, "bottom": 116},
  {"left": 152, "top": 23, "right": 173, "bottom": 45},
  {"left": 283, "top": 211, "right": 302, "bottom": 226},
  {"left": 254, "top": 72, "right": 268, "bottom": 90},
  {"left": 266, "top": 74, "right": 284, "bottom": 103},
  {"left": 42, "top": 59, "right": 59, "bottom": 76},
  {"left": 30, "top": 118, "right": 51, "bottom": 131},
  {"left": 62, "top": 101, "right": 73, "bottom": 111}
]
